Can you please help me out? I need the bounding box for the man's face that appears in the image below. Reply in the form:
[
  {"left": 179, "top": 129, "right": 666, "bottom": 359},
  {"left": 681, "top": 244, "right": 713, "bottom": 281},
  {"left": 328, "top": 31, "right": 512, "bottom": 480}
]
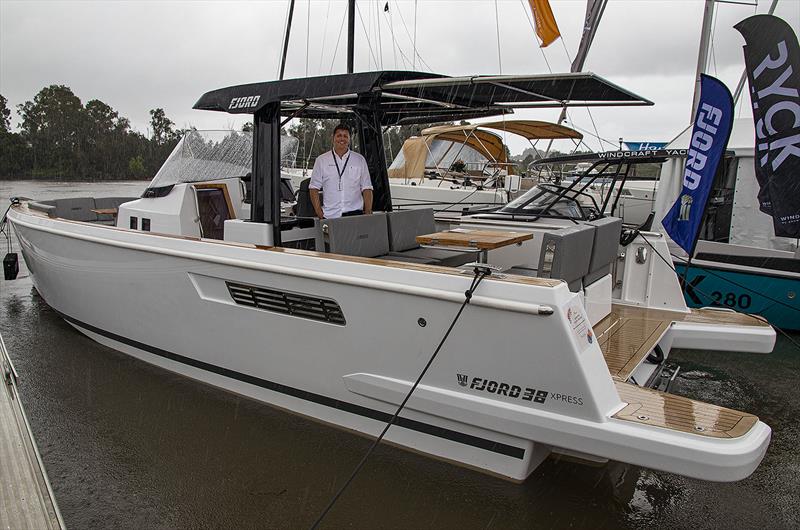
[{"left": 333, "top": 129, "right": 350, "bottom": 152}]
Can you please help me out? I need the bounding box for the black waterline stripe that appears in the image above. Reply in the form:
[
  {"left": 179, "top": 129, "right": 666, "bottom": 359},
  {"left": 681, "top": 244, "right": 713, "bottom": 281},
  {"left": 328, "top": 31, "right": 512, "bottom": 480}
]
[{"left": 56, "top": 311, "right": 525, "bottom": 460}]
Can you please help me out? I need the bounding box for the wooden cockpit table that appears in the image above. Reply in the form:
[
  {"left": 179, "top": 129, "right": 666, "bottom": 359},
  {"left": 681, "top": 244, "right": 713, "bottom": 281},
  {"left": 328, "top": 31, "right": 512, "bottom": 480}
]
[{"left": 415, "top": 229, "right": 532, "bottom": 263}]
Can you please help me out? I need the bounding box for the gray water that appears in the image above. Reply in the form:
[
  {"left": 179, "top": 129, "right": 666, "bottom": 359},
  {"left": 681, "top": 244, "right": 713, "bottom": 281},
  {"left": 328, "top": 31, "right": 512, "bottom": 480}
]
[{"left": 1, "top": 180, "right": 798, "bottom": 529}]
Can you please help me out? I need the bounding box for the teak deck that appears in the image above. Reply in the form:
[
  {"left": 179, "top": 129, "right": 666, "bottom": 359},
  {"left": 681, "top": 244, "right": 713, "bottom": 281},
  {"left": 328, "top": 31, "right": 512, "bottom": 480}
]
[
  {"left": 597, "top": 304, "right": 762, "bottom": 438},
  {"left": 593, "top": 307, "right": 671, "bottom": 382},
  {"left": 613, "top": 382, "right": 758, "bottom": 438},
  {"left": 416, "top": 229, "right": 533, "bottom": 250},
  {"left": 594, "top": 304, "right": 770, "bottom": 383}
]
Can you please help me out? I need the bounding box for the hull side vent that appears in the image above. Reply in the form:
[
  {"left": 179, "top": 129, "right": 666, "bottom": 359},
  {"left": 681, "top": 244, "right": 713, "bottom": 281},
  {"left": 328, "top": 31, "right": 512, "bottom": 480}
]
[{"left": 225, "top": 281, "right": 346, "bottom": 326}]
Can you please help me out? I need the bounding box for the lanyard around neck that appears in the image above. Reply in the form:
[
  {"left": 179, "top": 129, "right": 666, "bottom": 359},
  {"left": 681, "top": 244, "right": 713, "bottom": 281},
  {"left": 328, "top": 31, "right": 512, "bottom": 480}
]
[
  {"left": 332, "top": 150, "right": 350, "bottom": 177},
  {"left": 332, "top": 150, "right": 350, "bottom": 191}
]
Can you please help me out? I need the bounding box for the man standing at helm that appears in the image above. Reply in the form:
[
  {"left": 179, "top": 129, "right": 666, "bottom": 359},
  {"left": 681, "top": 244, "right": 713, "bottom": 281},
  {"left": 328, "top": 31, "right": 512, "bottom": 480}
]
[{"left": 309, "top": 124, "right": 373, "bottom": 219}]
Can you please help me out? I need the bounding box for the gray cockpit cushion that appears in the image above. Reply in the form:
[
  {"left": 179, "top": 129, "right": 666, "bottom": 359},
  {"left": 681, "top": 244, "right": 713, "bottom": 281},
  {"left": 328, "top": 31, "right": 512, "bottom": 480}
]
[
  {"left": 385, "top": 208, "right": 436, "bottom": 252},
  {"left": 323, "top": 214, "right": 390, "bottom": 258},
  {"left": 392, "top": 247, "right": 478, "bottom": 267},
  {"left": 538, "top": 224, "right": 595, "bottom": 291},
  {"left": 52, "top": 197, "right": 98, "bottom": 222},
  {"left": 584, "top": 216, "right": 622, "bottom": 285}
]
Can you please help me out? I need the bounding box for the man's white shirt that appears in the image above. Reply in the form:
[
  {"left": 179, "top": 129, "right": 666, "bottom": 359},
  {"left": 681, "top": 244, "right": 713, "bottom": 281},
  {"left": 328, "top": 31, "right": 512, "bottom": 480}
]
[{"left": 309, "top": 149, "right": 373, "bottom": 218}]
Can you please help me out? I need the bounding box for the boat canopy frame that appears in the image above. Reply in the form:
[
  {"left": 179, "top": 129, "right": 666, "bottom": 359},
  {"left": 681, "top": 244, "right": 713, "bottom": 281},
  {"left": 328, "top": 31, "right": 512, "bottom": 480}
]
[{"left": 193, "top": 70, "right": 653, "bottom": 245}]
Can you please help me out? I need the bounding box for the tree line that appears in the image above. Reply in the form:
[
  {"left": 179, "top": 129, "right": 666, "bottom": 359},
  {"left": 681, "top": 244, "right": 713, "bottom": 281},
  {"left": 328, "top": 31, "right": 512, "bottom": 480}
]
[{"left": 0, "top": 86, "right": 181, "bottom": 180}]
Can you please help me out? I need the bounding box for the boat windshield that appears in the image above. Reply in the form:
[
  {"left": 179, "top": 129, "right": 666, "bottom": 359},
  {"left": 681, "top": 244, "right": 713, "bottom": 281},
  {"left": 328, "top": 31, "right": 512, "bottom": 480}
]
[
  {"left": 497, "top": 185, "right": 588, "bottom": 219},
  {"left": 147, "top": 130, "right": 299, "bottom": 189}
]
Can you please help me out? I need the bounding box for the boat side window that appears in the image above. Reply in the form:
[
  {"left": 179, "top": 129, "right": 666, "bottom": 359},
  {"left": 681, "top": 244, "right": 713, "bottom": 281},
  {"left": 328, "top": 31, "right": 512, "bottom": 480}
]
[
  {"left": 142, "top": 218, "right": 151, "bottom": 232},
  {"left": 130, "top": 216, "right": 138, "bottom": 230}
]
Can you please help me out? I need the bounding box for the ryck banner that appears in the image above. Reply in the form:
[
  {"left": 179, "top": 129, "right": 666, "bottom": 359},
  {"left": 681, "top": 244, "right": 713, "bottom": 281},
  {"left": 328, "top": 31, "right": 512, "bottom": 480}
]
[
  {"left": 735, "top": 15, "right": 800, "bottom": 238},
  {"left": 662, "top": 74, "right": 734, "bottom": 255}
]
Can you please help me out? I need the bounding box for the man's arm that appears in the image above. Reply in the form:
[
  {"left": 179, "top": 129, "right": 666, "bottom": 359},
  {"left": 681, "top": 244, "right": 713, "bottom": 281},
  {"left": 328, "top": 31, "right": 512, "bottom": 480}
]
[
  {"left": 362, "top": 189, "right": 373, "bottom": 215},
  {"left": 310, "top": 189, "right": 324, "bottom": 218}
]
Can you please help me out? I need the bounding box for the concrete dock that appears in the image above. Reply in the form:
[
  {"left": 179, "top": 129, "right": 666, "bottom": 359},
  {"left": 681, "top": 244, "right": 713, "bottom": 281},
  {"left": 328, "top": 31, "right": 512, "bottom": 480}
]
[{"left": 1, "top": 332, "right": 63, "bottom": 530}]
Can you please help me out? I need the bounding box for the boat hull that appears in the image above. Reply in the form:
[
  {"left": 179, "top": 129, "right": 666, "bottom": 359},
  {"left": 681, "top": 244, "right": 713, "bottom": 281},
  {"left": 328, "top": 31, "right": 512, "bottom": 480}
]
[
  {"left": 7, "top": 206, "right": 772, "bottom": 482},
  {"left": 675, "top": 263, "right": 800, "bottom": 331}
]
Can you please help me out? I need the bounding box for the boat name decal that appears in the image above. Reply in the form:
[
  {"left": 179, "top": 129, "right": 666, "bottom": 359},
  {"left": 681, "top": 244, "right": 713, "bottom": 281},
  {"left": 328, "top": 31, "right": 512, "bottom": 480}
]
[
  {"left": 459, "top": 374, "right": 548, "bottom": 404},
  {"left": 596, "top": 149, "right": 687, "bottom": 159},
  {"left": 458, "top": 374, "right": 584, "bottom": 406},
  {"left": 229, "top": 95, "right": 261, "bottom": 110}
]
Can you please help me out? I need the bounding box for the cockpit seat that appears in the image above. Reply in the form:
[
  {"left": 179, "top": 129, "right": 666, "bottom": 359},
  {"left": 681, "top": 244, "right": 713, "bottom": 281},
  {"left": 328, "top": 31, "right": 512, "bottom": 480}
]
[
  {"left": 506, "top": 224, "right": 595, "bottom": 292},
  {"left": 295, "top": 178, "right": 318, "bottom": 218},
  {"left": 323, "top": 213, "right": 390, "bottom": 258},
  {"left": 583, "top": 216, "right": 622, "bottom": 286},
  {"left": 384, "top": 208, "right": 479, "bottom": 267}
]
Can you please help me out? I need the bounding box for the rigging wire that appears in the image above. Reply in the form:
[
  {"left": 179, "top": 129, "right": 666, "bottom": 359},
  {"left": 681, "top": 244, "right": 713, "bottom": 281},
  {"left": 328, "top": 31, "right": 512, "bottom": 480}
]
[
  {"left": 276, "top": 0, "right": 293, "bottom": 78},
  {"left": 356, "top": 2, "right": 380, "bottom": 69},
  {"left": 384, "top": 3, "right": 402, "bottom": 68},
  {"left": 375, "top": 0, "right": 384, "bottom": 68},
  {"left": 317, "top": 0, "right": 333, "bottom": 72},
  {"left": 709, "top": 1, "right": 719, "bottom": 77},
  {"left": 413, "top": 0, "right": 418, "bottom": 69},
  {"left": 329, "top": 7, "right": 349, "bottom": 73},
  {"left": 559, "top": 37, "right": 604, "bottom": 152},
  {"left": 394, "top": 0, "right": 432, "bottom": 71},
  {"left": 306, "top": 0, "right": 311, "bottom": 77},
  {"left": 309, "top": 268, "right": 491, "bottom": 529},
  {"left": 494, "top": 0, "right": 503, "bottom": 74}
]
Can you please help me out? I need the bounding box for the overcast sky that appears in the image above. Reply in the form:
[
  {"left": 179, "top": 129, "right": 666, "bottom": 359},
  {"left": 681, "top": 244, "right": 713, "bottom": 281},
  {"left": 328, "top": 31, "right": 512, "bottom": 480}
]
[{"left": 1, "top": 0, "right": 798, "bottom": 154}]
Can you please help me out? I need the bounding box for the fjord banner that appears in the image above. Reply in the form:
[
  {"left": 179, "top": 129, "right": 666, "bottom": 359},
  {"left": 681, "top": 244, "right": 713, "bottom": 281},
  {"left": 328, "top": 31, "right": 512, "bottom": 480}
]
[
  {"left": 735, "top": 15, "right": 800, "bottom": 238},
  {"left": 662, "top": 75, "right": 734, "bottom": 255}
]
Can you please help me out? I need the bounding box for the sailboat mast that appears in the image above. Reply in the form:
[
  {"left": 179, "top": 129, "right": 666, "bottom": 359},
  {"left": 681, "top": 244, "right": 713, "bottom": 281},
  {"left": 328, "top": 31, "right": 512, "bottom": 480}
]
[
  {"left": 347, "top": 0, "right": 356, "bottom": 73},
  {"left": 691, "top": 0, "right": 716, "bottom": 118},
  {"left": 279, "top": 0, "right": 296, "bottom": 80}
]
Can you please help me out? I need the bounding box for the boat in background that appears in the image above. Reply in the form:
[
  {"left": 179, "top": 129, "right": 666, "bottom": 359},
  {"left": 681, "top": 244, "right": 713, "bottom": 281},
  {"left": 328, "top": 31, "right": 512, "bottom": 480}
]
[
  {"left": 654, "top": 117, "right": 800, "bottom": 330},
  {"left": 386, "top": 120, "right": 583, "bottom": 212}
]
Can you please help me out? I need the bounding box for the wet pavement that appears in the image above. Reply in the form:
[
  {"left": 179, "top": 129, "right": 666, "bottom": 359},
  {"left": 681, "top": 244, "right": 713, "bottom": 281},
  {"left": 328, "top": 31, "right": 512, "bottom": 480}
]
[{"left": 1, "top": 181, "right": 798, "bottom": 529}]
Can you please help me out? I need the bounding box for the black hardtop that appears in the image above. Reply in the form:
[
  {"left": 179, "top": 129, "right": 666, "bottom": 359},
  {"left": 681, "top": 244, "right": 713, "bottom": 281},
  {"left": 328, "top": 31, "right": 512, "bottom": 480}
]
[{"left": 193, "top": 70, "right": 653, "bottom": 126}]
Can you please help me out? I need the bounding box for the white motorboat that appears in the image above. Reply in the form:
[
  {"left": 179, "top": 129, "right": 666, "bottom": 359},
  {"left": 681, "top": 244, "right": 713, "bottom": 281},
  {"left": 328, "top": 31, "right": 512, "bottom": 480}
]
[{"left": 5, "top": 71, "right": 774, "bottom": 483}]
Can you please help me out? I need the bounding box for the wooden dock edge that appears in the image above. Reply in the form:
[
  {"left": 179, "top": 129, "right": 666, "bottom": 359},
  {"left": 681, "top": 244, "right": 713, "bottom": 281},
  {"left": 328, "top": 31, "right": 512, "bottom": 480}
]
[{"left": 1, "top": 332, "right": 64, "bottom": 530}]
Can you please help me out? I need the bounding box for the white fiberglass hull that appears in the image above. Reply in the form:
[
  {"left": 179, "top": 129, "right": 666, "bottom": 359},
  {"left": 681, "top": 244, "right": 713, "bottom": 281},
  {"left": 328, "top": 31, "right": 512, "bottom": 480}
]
[{"left": 8, "top": 206, "right": 771, "bottom": 482}]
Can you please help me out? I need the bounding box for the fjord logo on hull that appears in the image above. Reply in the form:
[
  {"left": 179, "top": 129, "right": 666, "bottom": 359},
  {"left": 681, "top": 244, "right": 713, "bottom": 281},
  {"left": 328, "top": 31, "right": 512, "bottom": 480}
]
[{"left": 458, "top": 374, "right": 548, "bottom": 403}]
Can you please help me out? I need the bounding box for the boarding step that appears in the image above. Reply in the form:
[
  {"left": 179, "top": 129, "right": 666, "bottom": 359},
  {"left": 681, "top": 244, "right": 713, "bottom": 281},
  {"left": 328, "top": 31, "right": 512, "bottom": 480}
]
[
  {"left": 613, "top": 382, "right": 759, "bottom": 438},
  {"left": 594, "top": 305, "right": 774, "bottom": 382},
  {"left": 593, "top": 307, "right": 670, "bottom": 382}
]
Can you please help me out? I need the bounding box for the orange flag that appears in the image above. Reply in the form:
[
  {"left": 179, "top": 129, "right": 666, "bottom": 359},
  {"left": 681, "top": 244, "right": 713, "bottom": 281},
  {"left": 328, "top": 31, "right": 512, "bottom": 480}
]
[{"left": 528, "top": 0, "right": 561, "bottom": 47}]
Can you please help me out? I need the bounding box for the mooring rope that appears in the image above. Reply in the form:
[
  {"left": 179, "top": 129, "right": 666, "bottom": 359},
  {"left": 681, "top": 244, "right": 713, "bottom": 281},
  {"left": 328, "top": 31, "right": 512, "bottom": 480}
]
[{"left": 310, "top": 267, "right": 491, "bottom": 529}]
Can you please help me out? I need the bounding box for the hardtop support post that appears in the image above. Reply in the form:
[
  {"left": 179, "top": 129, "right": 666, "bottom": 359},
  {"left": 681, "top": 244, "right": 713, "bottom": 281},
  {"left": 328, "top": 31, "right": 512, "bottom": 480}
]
[
  {"left": 252, "top": 102, "right": 282, "bottom": 246},
  {"left": 355, "top": 95, "right": 392, "bottom": 212}
]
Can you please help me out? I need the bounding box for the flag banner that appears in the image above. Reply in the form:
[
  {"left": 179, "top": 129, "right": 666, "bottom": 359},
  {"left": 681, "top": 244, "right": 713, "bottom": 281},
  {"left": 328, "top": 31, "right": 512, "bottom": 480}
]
[
  {"left": 735, "top": 14, "right": 800, "bottom": 238},
  {"left": 662, "top": 74, "right": 734, "bottom": 255},
  {"left": 528, "top": 0, "right": 561, "bottom": 48}
]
